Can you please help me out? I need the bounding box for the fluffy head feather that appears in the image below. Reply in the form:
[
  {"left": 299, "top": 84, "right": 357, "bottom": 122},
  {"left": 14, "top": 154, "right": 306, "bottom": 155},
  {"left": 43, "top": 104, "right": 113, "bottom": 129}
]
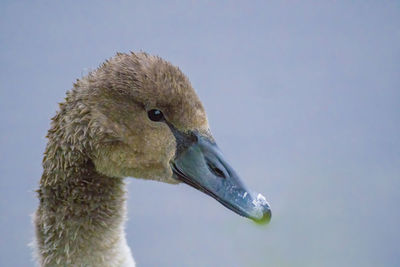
[{"left": 43, "top": 52, "right": 210, "bottom": 185}]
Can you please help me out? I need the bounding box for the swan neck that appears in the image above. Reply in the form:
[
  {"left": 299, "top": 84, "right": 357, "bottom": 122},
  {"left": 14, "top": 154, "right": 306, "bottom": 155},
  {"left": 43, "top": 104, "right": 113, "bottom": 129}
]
[{"left": 35, "top": 145, "right": 135, "bottom": 266}]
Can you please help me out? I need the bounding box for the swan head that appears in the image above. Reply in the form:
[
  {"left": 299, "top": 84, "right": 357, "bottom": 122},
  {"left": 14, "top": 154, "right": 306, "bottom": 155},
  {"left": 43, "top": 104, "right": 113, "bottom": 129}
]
[{"left": 79, "top": 52, "right": 271, "bottom": 224}]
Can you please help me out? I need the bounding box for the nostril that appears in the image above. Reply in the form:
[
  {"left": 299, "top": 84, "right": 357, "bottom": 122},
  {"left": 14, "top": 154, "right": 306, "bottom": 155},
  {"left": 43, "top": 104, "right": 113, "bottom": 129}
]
[{"left": 206, "top": 160, "right": 226, "bottom": 178}]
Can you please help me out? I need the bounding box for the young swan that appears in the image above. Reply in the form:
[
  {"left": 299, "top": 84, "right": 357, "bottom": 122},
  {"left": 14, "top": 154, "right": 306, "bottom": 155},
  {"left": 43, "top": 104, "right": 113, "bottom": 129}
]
[{"left": 34, "top": 52, "right": 271, "bottom": 267}]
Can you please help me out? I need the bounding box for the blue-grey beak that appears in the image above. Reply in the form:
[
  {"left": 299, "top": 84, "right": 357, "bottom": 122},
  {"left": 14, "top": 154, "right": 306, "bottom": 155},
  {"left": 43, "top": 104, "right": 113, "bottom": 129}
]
[{"left": 171, "top": 134, "right": 271, "bottom": 224}]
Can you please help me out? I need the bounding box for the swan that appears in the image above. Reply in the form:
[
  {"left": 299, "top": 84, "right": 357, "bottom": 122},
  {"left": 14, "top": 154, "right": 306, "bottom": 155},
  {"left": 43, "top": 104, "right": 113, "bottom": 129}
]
[{"left": 34, "top": 52, "right": 271, "bottom": 266}]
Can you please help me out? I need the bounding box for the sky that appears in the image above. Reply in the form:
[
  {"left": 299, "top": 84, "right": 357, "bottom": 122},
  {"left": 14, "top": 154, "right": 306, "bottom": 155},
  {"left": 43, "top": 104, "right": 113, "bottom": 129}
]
[{"left": 0, "top": 1, "right": 399, "bottom": 266}]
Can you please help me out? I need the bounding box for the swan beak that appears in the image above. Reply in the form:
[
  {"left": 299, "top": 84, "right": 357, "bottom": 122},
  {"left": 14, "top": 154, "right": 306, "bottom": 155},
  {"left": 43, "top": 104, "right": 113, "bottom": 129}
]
[{"left": 171, "top": 134, "right": 271, "bottom": 224}]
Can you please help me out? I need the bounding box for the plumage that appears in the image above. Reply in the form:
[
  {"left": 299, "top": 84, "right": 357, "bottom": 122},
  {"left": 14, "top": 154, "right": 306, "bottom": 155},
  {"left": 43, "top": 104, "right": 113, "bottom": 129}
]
[{"left": 34, "top": 52, "right": 271, "bottom": 267}]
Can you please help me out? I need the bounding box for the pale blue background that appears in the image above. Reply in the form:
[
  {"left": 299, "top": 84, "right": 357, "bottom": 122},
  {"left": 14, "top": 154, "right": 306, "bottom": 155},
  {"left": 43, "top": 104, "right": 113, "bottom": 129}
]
[{"left": 1, "top": 1, "right": 399, "bottom": 266}]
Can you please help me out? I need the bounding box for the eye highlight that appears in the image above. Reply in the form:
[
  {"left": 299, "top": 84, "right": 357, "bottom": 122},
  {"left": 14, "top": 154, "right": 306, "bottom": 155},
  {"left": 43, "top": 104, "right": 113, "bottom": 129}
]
[{"left": 147, "top": 109, "right": 164, "bottom": 122}]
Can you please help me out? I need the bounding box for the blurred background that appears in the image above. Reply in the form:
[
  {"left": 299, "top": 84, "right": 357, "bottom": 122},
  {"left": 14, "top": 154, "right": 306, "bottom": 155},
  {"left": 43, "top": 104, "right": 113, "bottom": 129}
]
[{"left": 1, "top": 1, "right": 399, "bottom": 266}]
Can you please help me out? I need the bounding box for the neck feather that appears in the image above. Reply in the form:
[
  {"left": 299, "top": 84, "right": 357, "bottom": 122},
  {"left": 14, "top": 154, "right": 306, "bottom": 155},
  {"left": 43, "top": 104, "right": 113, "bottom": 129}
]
[{"left": 34, "top": 100, "right": 135, "bottom": 266}]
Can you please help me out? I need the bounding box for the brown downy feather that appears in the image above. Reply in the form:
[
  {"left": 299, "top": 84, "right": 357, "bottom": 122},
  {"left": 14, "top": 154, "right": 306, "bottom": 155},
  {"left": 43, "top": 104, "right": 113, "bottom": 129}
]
[{"left": 35, "top": 52, "right": 210, "bottom": 266}]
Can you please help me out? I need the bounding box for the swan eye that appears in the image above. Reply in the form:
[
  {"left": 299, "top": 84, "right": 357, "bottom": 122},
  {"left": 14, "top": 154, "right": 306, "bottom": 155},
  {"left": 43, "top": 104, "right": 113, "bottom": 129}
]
[{"left": 147, "top": 109, "right": 164, "bottom": 122}]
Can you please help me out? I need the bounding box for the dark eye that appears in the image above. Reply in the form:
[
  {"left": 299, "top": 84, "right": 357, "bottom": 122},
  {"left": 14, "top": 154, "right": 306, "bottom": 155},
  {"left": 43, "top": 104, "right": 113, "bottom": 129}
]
[{"left": 147, "top": 109, "right": 164, "bottom": 122}]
